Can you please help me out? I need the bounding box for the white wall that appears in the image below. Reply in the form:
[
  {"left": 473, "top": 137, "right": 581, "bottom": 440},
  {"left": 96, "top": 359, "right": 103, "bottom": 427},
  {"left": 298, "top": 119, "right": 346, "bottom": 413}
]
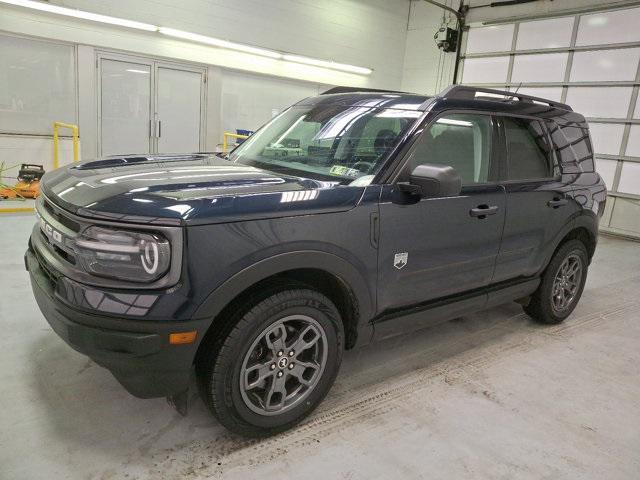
[
  {"left": 0, "top": 0, "right": 410, "bottom": 89},
  {"left": 402, "top": 0, "right": 457, "bottom": 95}
]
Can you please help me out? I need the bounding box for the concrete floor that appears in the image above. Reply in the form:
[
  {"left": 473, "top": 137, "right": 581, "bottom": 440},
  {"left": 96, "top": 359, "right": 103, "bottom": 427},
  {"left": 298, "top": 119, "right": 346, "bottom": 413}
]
[{"left": 1, "top": 213, "right": 639, "bottom": 480}]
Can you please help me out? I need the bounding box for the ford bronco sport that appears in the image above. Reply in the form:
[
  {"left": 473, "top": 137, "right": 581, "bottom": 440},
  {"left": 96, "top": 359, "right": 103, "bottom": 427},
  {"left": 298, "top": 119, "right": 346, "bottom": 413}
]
[{"left": 26, "top": 85, "right": 606, "bottom": 436}]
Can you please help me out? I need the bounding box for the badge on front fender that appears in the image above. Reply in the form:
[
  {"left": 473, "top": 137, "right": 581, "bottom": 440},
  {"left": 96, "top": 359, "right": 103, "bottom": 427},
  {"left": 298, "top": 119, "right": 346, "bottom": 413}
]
[{"left": 394, "top": 252, "right": 408, "bottom": 270}]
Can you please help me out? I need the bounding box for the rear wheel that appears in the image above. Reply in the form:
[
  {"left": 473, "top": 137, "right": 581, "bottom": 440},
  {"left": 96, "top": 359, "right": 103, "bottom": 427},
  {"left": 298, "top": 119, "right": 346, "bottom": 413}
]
[
  {"left": 196, "top": 287, "right": 343, "bottom": 437},
  {"left": 524, "top": 239, "right": 588, "bottom": 324}
]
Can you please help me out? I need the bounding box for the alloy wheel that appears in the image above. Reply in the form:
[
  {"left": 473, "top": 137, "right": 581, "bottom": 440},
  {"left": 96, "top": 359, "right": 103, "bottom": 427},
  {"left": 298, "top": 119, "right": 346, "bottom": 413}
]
[
  {"left": 551, "top": 253, "right": 583, "bottom": 313},
  {"left": 239, "top": 315, "right": 328, "bottom": 416}
]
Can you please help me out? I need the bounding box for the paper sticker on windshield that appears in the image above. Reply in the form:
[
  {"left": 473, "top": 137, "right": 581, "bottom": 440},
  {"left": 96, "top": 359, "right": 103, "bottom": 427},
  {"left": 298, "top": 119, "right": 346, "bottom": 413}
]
[{"left": 330, "top": 165, "right": 360, "bottom": 178}]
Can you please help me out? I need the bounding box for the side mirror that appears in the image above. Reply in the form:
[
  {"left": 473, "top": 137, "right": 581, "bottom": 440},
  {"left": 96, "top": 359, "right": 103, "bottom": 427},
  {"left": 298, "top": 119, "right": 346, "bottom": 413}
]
[{"left": 398, "top": 164, "right": 462, "bottom": 198}]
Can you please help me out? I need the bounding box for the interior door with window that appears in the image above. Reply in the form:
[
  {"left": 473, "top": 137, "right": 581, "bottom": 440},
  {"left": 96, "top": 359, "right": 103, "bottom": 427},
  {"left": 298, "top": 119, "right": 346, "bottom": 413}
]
[
  {"left": 377, "top": 112, "right": 506, "bottom": 316},
  {"left": 492, "top": 116, "right": 578, "bottom": 283},
  {"left": 99, "top": 53, "right": 205, "bottom": 157},
  {"left": 100, "top": 58, "right": 152, "bottom": 156},
  {"left": 156, "top": 66, "right": 204, "bottom": 153}
]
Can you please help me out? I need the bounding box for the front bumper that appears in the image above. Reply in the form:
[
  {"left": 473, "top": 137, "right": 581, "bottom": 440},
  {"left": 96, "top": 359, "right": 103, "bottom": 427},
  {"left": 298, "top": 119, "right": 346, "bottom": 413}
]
[{"left": 26, "top": 248, "right": 208, "bottom": 398}]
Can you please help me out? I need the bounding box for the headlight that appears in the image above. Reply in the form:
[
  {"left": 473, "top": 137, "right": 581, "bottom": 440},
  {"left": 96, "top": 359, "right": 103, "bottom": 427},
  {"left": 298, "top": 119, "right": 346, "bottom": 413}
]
[{"left": 74, "top": 226, "right": 171, "bottom": 282}]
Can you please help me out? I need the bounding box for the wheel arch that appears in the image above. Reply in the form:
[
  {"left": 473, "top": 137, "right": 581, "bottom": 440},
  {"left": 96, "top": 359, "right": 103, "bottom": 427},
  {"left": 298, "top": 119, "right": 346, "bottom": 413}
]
[{"left": 192, "top": 251, "right": 375, "bottom": 358}]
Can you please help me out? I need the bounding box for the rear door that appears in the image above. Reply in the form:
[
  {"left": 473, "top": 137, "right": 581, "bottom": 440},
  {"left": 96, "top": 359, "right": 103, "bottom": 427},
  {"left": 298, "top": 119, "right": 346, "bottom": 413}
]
[
  {"left": 376, "top": 112, "right": 506, "bottom": 315},
  {"left": 493, "top": 115, "right": 578, "bottom": 283}
]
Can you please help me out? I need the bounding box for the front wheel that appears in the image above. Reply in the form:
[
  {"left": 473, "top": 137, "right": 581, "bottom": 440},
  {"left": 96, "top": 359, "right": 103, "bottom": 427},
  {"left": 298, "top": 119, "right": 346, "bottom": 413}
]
[
  {"left": 196, "top": 288, "right": 343, "bottom": 437},
  {"left": 524, "top": 239, "right": 589, "bottom": 324}
]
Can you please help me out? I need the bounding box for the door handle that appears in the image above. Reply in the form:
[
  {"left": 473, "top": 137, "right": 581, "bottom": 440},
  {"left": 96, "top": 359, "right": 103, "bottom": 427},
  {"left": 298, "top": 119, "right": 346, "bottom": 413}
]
[
  {"left": 547, "top": 198, "right": 568, "bottom": 208},
  {"left": 469, "top": 204, "right": 499, "bottom": 219},
  {"left": 157, "top": 120, "right": 162, "bottom": 138}
]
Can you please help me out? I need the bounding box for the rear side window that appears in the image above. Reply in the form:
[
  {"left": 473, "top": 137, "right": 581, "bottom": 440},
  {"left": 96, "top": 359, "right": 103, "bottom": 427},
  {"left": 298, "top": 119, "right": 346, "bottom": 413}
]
[
  {"left": 504, "top": 117, "right": 554, "bottom": 180},
  {"left": 546, "top": 121, "right": 595, "bottom": 173},
  {"left": 408, "top": 113, "right": 494, "bottom": 184}
]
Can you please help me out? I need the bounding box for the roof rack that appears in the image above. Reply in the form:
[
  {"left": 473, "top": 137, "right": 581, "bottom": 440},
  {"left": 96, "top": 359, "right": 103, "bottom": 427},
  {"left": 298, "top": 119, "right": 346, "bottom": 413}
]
[
  {"left": 321, "top": 86, "right": 410, "bottom": 95},
  {"left": 439, "top": 85, "right": 572, "bottom": 111}
]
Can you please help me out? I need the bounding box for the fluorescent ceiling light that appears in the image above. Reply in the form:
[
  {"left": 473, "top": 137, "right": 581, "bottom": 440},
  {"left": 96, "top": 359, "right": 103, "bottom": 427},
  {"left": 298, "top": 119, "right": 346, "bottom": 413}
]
[
  {"left": 282, "top": 54, "right": 373, "bottom": 75},
  {"left": 0, "top": 0, "right": 158, "bottom": 31},
  {"left": 0, "top": 0, "right": 372, "bottom": 75},
  {"left": 158, "top": 27, "right": 282, "bottom": 59}
]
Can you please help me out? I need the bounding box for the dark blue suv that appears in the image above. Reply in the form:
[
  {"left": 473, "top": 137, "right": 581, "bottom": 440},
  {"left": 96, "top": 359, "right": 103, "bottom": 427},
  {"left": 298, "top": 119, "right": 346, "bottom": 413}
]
[{"left": 26, "top": 86, "right": 606, "bottom": 436}]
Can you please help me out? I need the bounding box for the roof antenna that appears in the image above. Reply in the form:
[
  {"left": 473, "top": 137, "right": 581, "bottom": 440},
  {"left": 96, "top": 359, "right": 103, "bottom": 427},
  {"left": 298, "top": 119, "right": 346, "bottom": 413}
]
[{"left": 513, "top": 82, "right": 523, "bottom": 96}]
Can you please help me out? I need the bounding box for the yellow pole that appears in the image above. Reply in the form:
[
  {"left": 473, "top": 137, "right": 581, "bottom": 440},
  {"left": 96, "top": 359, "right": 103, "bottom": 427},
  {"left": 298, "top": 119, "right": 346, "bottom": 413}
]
[
  {"left": 222, "top": 132, "right": 249, "bottom": 152},
  {"left": 53, "top": 123, "right": 60, "bottom": 169},
  {"left": 52, "top": 121, "right": 80, "bottom": 169}
]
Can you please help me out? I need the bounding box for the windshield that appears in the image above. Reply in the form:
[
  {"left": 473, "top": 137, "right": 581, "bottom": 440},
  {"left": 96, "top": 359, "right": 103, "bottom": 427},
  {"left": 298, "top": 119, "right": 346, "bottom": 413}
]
[{"left": 228, "top": 104, "right": 422, "bottom": 184}]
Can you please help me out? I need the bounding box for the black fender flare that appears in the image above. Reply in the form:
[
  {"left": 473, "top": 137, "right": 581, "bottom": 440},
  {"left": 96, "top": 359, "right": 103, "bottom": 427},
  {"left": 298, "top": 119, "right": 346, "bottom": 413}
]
[
  {"left": 538, "top": 213, "right": 598, "bottom": 276},
  {"left": 192, "top": 249, "right": 375, "bottom": 332}
]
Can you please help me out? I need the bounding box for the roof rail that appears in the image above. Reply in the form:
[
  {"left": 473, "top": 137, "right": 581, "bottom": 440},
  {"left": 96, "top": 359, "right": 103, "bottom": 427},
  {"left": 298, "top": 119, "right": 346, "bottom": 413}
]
[
  {"left": 439, "top": 85, "right": 572, "bottom": 111},
  {"left": 321, "top": 86, "right": 410, "bottom": 95}
]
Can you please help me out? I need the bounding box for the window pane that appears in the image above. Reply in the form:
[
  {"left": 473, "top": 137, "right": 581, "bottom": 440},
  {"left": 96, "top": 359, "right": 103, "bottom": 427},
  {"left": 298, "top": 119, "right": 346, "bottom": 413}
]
[
  {"left": 409, "top": 114, "right": 493, "bottom": 184},
  {"left": 617, "top": 161, "right": 640, "bottom": 195},
  {"left": 516, "top": 17, "right": 574, "bottom": 50},
  {"left": 461, "top": 57, "right": 510, "bottom": 84},
  {"left": 588, "top": 123, "right": 625, "bottom": 155},
  {"left": 566, "top": 87, "right": 633, "bottom": 119},
  {"left": 466, "top": 25, "right": 514, "bottom": 54},
  {"left": 0, "top": 35, "right": 76, "bottom": 135},
  {"left": 626, "top": 125, "right": 640, "bottom": 157},
  {"left": 511, "top": 53, "right": 568, "bottom": 83},
  {"left": 515, "top": 87, "right": 563, "bottom": 102},
  {"left": 576, "top": 7, "right": 640, "bottom": 46},
  {"left": 504, "top": 117, "right": 552, "bottom": 180},
  {"left": 570, "top": 48, "right": 640, "bottom": 82},
  {"left": 595, "top": 158, "right": 617, "bottom": 191}
]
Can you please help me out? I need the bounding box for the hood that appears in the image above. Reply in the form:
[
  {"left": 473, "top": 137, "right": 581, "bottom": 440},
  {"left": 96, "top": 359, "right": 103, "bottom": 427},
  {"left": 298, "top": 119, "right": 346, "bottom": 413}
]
[{"left": 41, "top": 154, "right": 365, "bottom": 225}]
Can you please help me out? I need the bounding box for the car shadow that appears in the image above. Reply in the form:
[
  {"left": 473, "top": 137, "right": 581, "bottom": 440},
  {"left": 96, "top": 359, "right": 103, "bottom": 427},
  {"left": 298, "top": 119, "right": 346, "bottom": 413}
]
[{"left": 28, "top": 301, "right": 532, "bottom": 474}]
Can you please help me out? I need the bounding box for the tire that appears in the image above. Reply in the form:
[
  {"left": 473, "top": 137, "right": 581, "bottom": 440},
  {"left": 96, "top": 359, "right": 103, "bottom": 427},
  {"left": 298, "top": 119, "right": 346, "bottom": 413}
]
[
  {"left": 524, "top": 239, "right": 589, "bottom": 325},
  {"left": 196, "top": 287, "right": 344, "bottom": 437}
]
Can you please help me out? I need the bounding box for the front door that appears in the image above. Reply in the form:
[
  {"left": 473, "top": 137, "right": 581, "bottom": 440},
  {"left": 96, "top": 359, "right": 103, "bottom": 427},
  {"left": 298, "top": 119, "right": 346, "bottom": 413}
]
[{"left": 376, "top": 112, "right": 506, "bottom": 318}]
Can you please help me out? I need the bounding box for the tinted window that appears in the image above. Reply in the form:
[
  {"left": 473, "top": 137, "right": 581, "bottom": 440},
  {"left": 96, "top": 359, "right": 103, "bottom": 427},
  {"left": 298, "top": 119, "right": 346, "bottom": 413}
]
[
  {"left": 504, "top": 117, "right": 553, "bottom": 180},
  {"left": 408, "top": 113, "right": 493, "bottom": 184},
  {"left": 546, "top": 121, "right": 594, "bottom": 173}
]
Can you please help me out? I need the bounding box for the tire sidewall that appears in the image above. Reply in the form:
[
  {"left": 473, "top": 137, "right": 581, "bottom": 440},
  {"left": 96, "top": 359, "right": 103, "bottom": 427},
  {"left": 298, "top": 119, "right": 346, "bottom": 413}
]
[{"left": 214, "top": 290, "right": 343, "bottom": 432}]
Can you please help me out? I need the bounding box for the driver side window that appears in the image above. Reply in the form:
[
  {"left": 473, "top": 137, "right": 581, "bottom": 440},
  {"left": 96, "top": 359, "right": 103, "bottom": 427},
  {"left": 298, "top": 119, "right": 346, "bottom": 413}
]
[{"left": 407, "top": 113, "right": 494, "bottom": 185}]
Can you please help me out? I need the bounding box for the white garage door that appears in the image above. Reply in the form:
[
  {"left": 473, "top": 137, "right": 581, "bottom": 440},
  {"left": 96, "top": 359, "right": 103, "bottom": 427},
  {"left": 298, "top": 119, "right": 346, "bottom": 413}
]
[{"left": 459, "top": 5, "right": 640, "bottom": 239}]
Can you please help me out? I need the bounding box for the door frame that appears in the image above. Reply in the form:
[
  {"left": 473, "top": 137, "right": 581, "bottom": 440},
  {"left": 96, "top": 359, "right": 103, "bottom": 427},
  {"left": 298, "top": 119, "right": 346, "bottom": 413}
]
[{"left": 96, "top": 50, "right": 207, "bottom": 156}]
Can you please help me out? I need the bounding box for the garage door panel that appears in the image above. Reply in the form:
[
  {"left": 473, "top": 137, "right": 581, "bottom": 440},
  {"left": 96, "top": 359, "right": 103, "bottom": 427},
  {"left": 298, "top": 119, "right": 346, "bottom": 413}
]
[
  {"left": 588, "top": 123, "right": 625, "bottom": 156},
  {"left": 618, "top": 162, "right": 640, "bottom": 194},
  {"left": 570, "top": 48, "right": 640, "bottom": 82},
  {"left": 516, "top": 17, "right": 574, "bottom": 50},
  {"left": 462, "top": 56, "right": 510, "bottom": 84},
  {"left": 609, "top": 197, "right": 640, "bottom": 234},
  {"left": 466, "top": 25, "right": 514, "bottom": 54},
  {"left": 576, "top": 7, "right": 640, "bottom": 46},
  {"left": 565, "top": 87, "right": 633, "bottom": 119},
  {"left": 511, "top": 53, "right": 568, "bottom": 83},
  {"left": 515, "top": 87, "right": 563, "bottom": 102},
  {"left": 595, "top": 158, "right": 618, "bottom": 191},
  {"left": 625, "top": 125, "right": 640, "bottom": 158}
]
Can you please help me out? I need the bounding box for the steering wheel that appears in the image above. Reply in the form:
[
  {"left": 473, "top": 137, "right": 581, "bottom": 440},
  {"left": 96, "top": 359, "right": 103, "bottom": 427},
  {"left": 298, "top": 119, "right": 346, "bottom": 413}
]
[{"left": 352, "top": 161, "right": 374, "bottom": 173}]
